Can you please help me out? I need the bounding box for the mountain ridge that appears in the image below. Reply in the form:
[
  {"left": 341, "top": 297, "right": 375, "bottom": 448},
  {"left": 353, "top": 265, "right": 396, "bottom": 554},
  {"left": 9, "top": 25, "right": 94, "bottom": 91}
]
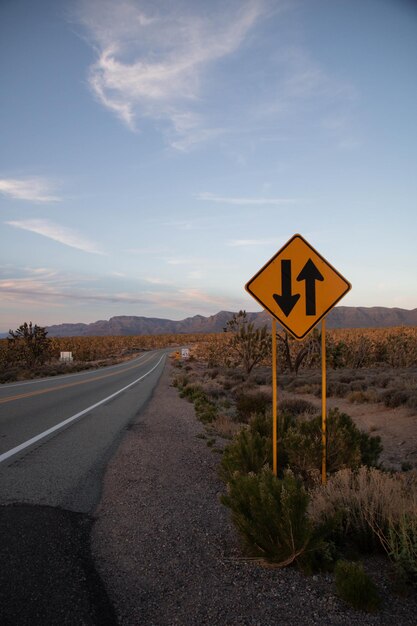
[{"left": 41, "top": 306, "right": 417, "bottom": 337}]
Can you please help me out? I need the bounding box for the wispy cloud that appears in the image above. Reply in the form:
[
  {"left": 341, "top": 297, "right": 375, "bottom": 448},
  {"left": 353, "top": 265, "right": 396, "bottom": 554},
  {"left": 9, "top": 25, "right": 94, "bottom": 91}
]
[
  {"left": 166, "top": 257, "right": 194, "bottom": 266},
  {"left": 76, "top": 0, "right": 265, "bottom": 146},
  {"left": 228, "top": 238, "right": 278, "bottom": 247},
  {"left": 0, "top": 266, "right": 239, "bottom": 317},
  {"left": 144, "top": 276, "right": 170, "bottom": 285},
  {"left": 0, "top": 177, "right": 61, "bottom": 203},
  {"left": 197, "top": 192, "right": 299, "bottom": 206},
  {"left": 161, "top": 219, "right": 197, "bottom": 231},
  {"left": 6, "top": 219, "right": 105, "bottom": 255}
]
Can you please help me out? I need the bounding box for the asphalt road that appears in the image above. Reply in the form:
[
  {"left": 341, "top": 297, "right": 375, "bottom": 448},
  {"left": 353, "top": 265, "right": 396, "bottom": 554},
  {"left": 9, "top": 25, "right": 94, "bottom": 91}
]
[
  {"left": 0, "top": 350, "right": 167, "bottom": 512},
  {"left": 0, "top": 350, "right": 170, "bottom": 624}
]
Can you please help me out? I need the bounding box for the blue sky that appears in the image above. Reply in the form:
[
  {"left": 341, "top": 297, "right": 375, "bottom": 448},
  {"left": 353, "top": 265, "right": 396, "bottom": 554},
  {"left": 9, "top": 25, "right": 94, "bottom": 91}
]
[{"left": 1, "top": 0, "right": 416, "bottom": 330}]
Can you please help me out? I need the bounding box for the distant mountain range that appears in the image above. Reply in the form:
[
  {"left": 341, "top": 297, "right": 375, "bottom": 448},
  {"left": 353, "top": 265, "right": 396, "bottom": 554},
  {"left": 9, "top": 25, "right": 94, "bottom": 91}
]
[{"left": 39, "top": 307, "right": 417, "bottom": 337}]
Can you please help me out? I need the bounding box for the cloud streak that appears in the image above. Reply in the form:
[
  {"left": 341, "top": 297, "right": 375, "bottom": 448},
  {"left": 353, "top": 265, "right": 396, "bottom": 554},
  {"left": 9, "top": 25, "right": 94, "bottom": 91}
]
[
  {"left": 0, "top": 267, "right": 240, "bottom": 318},
  {"left": 0, "top": 177, "right": 61, "bottom": 203},
  {"left": 5, "top": 219, "right": 105, "bottom": 255},
  {"left": 197, "top": 192, "right": 300, "bottom": 205},
  {"left": 76, "top": 0, "right": 264, "bottom": 145},
  {"left": 227, "top": 238, "right": 278, "bottom": 247}
]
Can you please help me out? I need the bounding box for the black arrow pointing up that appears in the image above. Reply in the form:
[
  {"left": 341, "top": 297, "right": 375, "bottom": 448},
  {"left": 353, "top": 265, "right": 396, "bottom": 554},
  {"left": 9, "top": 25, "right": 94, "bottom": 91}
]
[
  {"left": 296, "top": 258, "right": 324, "bottom": 316},
  {"left": 273, "top": 259, "right": 300, "bottom": 317}
]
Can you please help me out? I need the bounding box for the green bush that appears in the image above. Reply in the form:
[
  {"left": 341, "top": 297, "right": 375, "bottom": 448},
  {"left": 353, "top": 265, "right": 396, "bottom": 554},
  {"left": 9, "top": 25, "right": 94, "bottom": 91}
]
[
  {"left": 282, "top": 409, "right": 382, "bottom": 480},
  {"left": 221, "top": 470, "right": 320, "bottom": 566},
  {"left": 335, "top": 560, "right": 381, "bottom": 612},
  {"left": 218, "top": 427, "right": 271, "bottom": 483},
  {"left": 178, "top": 382, "right": 218, "bottom": 423},
  {"left": 194, "top": 397, "right": 217, "bottom": 423},
  {"left": 220, "top": 408, "right": 382, "bottom": 483},
  {"left": 358, "top": 428, "right": 383, "bottom": 468},
  {"left": 387, "top": 515, "right": 417, "bottom": 587},
  {"left": 249, "top": 412, "right": 272, "bottom": 439},
  {"left": 179, "top": 382, "right": 202, "bottom": 400}
]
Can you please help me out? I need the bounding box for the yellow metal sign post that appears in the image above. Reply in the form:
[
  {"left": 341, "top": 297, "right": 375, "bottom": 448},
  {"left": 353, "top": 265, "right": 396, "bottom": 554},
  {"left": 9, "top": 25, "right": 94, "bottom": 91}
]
[
  {"left": 245, "top": 234, "right": 351, "bottom": 482},
  {"left": 321, "top": 318, "right": 327, "bottom": 484},
  {"left": 271, "top": 318, "right": 277, "bottom": 475}
]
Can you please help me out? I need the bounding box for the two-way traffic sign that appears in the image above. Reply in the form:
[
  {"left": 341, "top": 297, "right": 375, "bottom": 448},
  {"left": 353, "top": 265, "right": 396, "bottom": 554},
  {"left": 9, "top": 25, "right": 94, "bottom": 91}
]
[{"left": 245, "top": 234, "right": 351, "bottom": 339}]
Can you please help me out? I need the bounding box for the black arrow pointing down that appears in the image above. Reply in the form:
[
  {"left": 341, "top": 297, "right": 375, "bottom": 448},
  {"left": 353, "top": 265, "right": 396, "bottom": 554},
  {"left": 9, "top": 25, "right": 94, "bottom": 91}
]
[{"left": 273, "top": 260, "right": 300, "bottom": 317}]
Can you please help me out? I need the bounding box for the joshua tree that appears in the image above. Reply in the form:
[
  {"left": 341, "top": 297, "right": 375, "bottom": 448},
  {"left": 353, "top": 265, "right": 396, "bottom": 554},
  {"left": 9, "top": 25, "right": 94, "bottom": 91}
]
[
  {"left": 225, "top": 310, "right": 271, "bottom": 375},
  {"left": 8, "top": 322, "right": 51, "bottom": 368}
]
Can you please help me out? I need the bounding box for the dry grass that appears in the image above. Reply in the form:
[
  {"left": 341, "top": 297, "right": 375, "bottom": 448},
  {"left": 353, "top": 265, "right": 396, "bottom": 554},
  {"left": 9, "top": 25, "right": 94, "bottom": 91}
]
[
  {"left": 209, "top": 413, "right": 242, "bottom": 439},
  {"left": 309, "top": 466, "right": 417, "bottom": 546}
]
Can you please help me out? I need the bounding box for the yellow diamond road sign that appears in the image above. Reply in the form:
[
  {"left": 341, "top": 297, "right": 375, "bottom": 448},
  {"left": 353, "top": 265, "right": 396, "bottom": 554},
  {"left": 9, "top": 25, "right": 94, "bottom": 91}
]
[{"left": 245, "top": 234, "right": 351, "bottom": 340}]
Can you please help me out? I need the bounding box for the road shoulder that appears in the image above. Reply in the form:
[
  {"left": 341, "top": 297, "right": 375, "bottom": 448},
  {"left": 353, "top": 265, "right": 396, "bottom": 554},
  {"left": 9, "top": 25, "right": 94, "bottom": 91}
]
[{"left": 92, "top": 362, "right": 417, "bottom": 625}]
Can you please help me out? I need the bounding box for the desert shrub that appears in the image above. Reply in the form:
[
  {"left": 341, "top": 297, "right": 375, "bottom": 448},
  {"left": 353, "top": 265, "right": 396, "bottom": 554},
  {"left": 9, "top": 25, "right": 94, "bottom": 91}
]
[
  {"left": 179, "top": 382, "right": 203, "bottom": 400},
  {"left": 279, "top": 398, "right": 317, "bottom": 416},
  {"left": 178, "top": 382, "right": 218, "bottom": 423},
  {"left": 309, "top": 467, "right": 417, "bottom": 556},
  {"left": 406, "top": 393, "right": 417, "bottom": 412},
  {"left": 282, "top": 409, "right": 381, "bottom": 480},
  {"left": 193, "top": 395, "right": 217, "bottom": 423},
  {"left": 358, "top": 430, "right": 383, "bottom": 468},
  {"left": 347, "top": 390, "right": 379, "bottom": 404},
  {"left": 226, "top": 369, "right": 246, "bottom": 382},
  {"left": 209, "top": 414, "right": 242, "bottom": 440},
  {"left": 199, "top": 380, "right": 225, "bottom": 399},
  {"left": 218, "top": 427, "right": 271, "bottom": 483},
  {"left": 235, "top": 390, "right": 272, "bottom": 423},
  {"left": 339, "top": 374, "right": 354, "bottom": 384},
  {"left": 375, "top": 375, "right": 392, "bottom": 389},
  {"left": 327, "top": 381, "right": 351, "bottom": 398},
  {"left": 221, "top": 470, "right": 321, "bottom": 566},
  {"left": 249, "top": 411, "right": 272, "bottom": 440},
  {"left": 335, "top": 560, "right": 381, "bottom": 612},
  {"left": 0, "top": 367, "right": 21, "bottom": 383},
  {"left": 350, "top": 380, "right": 368, "bottom": 392},
  {"left": 387, "top": 515, "right": 417, "bottom": 587},
  {"left": 381, "top": 389, "right": 410, "bottom": 408},
  {"left": 252, "top": 369, "right": 271, "bottom": 385},
  {"left": 171, "top": 373, "right": 189, "bottom": 388},
  {"left": 286, "top": 373, "right": 321, "bottom": 390}
]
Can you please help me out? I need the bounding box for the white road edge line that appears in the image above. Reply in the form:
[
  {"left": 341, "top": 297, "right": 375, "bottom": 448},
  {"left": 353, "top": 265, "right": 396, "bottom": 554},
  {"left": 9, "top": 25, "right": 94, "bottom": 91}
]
[{"left": 0, "top": 354, "right": 166, "bottom": 465}]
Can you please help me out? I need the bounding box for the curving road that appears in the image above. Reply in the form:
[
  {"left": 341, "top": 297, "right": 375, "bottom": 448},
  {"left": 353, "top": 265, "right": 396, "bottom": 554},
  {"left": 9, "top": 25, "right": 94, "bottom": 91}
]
[{"left": 0, "top": 350, "right": 167, "bottom": 512}]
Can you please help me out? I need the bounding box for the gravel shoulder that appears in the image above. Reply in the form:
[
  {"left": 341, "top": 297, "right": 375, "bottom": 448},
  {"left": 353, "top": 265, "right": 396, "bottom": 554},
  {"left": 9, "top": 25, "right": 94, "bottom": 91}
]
[{"left": 92, "top": 362, "right": 417, "bottom": 626}]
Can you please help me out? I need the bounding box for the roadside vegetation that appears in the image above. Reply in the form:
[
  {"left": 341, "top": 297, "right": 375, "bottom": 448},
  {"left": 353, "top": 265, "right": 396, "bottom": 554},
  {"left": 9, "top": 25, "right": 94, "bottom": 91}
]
[
  {"left": 3, "top": 316, "right": 416, "bottom": 611},
  {"left": 172, "top": 312, "right": 417, "bottom": 612},
  {"left": 0, "top": 322, "right": 217, "bottom": 383}
]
